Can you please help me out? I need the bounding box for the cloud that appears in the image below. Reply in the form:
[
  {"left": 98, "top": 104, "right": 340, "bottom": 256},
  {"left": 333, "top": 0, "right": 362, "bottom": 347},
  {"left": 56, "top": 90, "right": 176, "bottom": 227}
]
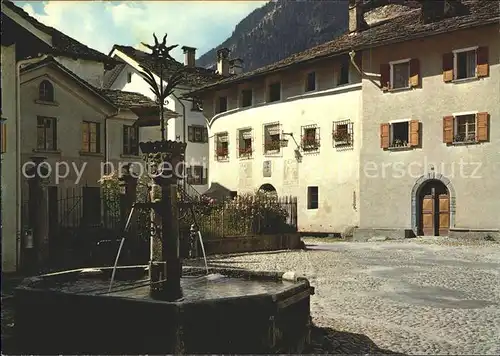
[{"left": 15, "top": 1, "right": 268, "bottom": 62}]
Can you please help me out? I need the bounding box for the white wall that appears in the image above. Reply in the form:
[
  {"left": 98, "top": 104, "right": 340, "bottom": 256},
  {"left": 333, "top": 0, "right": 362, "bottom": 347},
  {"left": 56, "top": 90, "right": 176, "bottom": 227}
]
[
  {"left": 208, "top": 85, "right": 362, "bottom": 233},
  {"left": 1, "top": 44, "right": 18, "bottom": 272},
  {"left": 55, "top": 56, "right": 105, "bottom": 88}
]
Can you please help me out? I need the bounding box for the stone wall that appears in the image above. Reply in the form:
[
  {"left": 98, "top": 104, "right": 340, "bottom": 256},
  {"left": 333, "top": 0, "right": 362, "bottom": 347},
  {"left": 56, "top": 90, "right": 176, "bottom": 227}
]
[{"left": 202, "top": 233, "right": 303, "bottom": 255}]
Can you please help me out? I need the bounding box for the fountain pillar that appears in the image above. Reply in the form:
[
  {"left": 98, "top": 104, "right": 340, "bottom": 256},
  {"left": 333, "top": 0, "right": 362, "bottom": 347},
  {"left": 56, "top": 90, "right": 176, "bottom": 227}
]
[{"left": 141, "top": 140, "right": 186, "bottom": 301}]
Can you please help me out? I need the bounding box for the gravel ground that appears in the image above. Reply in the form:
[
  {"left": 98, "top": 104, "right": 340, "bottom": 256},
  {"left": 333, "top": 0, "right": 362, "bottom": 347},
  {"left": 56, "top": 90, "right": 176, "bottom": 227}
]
[{"left": 205, "top": 238, "right": 500, "bottom": 355}]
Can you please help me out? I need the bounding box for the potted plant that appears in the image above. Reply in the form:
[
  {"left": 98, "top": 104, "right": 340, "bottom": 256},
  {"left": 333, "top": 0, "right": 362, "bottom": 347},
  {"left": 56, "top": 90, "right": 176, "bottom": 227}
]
[
  {"left": 332, "top": 130, "right": 350, "bottom": 144},
  {"left": 265, "top": 140, "right": 280, "bottom": 151}
]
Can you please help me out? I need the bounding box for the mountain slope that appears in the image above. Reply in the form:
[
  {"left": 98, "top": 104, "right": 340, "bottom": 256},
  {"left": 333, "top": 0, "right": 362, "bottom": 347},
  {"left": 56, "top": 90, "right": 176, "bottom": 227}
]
[{"left": 196, "top": 0, "right": 349, "bottom": 72}]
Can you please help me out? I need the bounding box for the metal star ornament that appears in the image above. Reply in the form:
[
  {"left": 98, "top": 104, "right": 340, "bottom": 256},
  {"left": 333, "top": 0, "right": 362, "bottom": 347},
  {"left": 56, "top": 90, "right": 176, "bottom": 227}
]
[{"left": 141, "top": 33, "right": 178, "bottom": 61}]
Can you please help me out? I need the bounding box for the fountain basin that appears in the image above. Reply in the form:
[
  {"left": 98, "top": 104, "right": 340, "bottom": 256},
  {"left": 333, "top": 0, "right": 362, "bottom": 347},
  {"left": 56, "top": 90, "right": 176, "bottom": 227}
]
[{"left": 14, "top": 266, "right": 314, "bottom": 354}]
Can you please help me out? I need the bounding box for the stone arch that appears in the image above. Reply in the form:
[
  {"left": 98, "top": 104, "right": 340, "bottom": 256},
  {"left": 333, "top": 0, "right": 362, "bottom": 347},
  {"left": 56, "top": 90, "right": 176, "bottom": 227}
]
[
  {"left": 258, "top": 183, "right": 277, "bottom": 195},
  {"left": 411, "top": 172, "right": 456, "bottom": 235}
]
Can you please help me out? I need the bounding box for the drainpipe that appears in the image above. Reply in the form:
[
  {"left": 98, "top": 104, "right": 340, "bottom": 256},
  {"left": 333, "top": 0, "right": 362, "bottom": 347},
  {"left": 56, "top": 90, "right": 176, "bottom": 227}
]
[
  {"left": 16, "top": 54, "right": 48, "bottom": 271},
  {"left": 172, "top": 92, "right": 186, "bottom": 190},
  {"left": 104, "top": 110, "right": 120, "bottom": 174}
]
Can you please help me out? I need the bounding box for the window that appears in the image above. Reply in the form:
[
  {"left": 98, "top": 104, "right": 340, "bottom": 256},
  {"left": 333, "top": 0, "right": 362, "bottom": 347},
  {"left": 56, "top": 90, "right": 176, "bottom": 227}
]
[
  {"left": 82, "top": 121, "right": 100, "bottom": 153},
  {"left": 192, "top": 98, "right": 202, "bottom": 111},
  {"left": 241, "top": 89, "right": 253, "bottom": 108},
  {"left": 444, "top": 47, "right": 489, "bottom": 82},
  {"left": 238, "top": 128, "right": 253, "bottom": 158},
  {"left": 301, "top": 125, "right": 320, "bottom": 152},
  {"left": 187, "top": 165, "right": 207, "bottom": 185},
  {"left": 455, "top": 49, "right": 476, "bottom": 80},
  {"left": 123, "top": 125, "right": 139, "bottom": 155},
  {"left": 188, "top": 125, "right": 208, "bottom": 143},
  {"left": 391, "top": 60, "right": 410, "bottom": 89},
  {"left": 305, "top": 72, "right": 316, "bottom": 92},
  {"left": 263, "top": 123, "right": 281, "bottom": 154},
  {"left": 83, "top": 187, "right": 101, "bottom": 225},
  {"left": 215, "top": 132, "right": 229, "bottom": 161},
  {"left": 216, "top": 96, "right": 227, "bottom": 114},
  {"left": 39, "top": 80, "right": 54, "bottom": 102},
  {"left": 380, "top": 120, "right": 420, "bottom": 149},
  {"left": 443, "top": 112, "right": 489, "bottom": 144},
  {"left": 36, "top": 116, "right": 57, "bottom": 151},
  {"left": 307, "top": 186, "right": 318, "bottom": 210},
  {"left": 338, "top": 56, "right": 349, "bottom": 85},
  {"left": 127, "top": 72, "right": 132, "bottom": 83},
  {"left": 332, "top": 120, "right": 353, "bottom": 147},
  {"left": 268, "top": 82, "right": 281, "bottom": 102}
]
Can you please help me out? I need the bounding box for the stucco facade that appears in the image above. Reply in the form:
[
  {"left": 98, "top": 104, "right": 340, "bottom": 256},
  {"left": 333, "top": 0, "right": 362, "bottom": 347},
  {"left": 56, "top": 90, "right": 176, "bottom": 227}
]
[
  {"left": 204, "top": 58, "right": 363, "bottom": 233},
  {"left": 357, "top": 24, "right": 500, "bottom": 238},
  {"left": 1, "top": 44, "right": 18, "bottom": 272}
]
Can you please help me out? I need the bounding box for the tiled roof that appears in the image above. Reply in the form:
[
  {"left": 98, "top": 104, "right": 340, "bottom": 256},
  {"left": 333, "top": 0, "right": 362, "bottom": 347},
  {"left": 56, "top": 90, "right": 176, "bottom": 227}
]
[
  {"left": 103, "top": 63, "right": 126, "bottom": 89},
  {"left": 2, "top": 0, "right": 115, "bottom": 65},
  {"left": 112, "top": 45, "right": 223, "bottom": 88},
  {"left": 187, "top": 0, "right": 499, "bottom": 95},
  {"left": 96, "top": 89, "right": 159, "bottom": 110}
]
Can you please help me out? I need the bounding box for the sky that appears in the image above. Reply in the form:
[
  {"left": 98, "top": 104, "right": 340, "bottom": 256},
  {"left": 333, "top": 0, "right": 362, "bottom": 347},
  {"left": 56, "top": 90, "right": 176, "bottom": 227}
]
[{"left": 14, "top": 1, "right": 268, "bottom": 62}]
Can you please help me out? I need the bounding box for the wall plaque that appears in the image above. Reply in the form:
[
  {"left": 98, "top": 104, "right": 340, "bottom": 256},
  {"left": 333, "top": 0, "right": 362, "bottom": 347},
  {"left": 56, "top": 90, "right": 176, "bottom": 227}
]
[{"left": 263, "top": 160, "right": 272, "bottom": 177}]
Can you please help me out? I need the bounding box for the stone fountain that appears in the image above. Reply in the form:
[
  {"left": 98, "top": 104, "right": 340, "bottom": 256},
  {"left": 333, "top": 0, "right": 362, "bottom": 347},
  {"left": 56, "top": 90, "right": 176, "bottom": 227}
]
[{"left": 13, "top": 34, "right": 314, "bottom": 355}]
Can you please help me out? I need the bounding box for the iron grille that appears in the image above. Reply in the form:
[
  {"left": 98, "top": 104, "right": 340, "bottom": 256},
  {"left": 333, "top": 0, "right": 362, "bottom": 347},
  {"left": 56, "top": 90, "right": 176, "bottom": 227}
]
[
  {"left": 300, "top": 124, "right": 320, "bottom": 152},
  {"left": 333, "top": 120, "right": 353, "bottom": 149}
]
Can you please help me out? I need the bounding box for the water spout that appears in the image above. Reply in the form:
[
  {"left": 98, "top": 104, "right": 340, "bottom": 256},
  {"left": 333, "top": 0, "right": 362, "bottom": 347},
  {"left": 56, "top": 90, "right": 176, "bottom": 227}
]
[
  {"left": 197, "top": 231, "right": 209, "bottom": 274},
  {"left": 109, "top": 207, "right": 136, "bottom": 292}
]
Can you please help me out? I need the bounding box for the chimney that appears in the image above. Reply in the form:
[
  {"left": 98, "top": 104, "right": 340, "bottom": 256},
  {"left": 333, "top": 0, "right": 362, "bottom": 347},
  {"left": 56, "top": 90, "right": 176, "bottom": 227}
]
[
  {"left": 348, "top": 0, "right": 367, "bottom": 33},
  {"left": 181, "top": 46, "right": 196, "bottom": 67},
  {"left": 229, "top": 58, "right": 244, "bottom": 75},
  {"left": 216, "top": 48, "right": 230, "bottom": 76}
]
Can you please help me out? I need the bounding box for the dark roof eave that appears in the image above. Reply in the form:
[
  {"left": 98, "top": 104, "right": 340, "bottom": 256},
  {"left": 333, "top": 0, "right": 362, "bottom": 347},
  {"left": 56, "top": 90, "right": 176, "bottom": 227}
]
[{"left": 186, "top": 18, "right": 499, "bottom": 97}]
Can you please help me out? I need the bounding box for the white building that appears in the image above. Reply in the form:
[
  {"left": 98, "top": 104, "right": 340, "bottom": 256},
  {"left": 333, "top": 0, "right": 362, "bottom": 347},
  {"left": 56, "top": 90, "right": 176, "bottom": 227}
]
[
  {"left": 104, "top": 45, "right": 224, "bottom": 193},
  {"left": 187, "top": 0, "right": 500, "bottom": 239}
]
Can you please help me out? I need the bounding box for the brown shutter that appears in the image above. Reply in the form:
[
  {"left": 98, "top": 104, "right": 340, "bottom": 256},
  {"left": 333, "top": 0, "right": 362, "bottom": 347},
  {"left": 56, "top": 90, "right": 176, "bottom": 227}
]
[
  {"left": 188, "top": 126, "right": 194, "bottom": 142},
  {"left": 1, "top": 123, "right": 6, "bottom": 153},
  {"left": 442, "top": 53, "right": 454, "bottom": 82},
  {"left": 477, "top": 46, "right": 489, "bottom": 78},
  {"left": 202, "top": 128, "right": 208, "bottom": 143},
  {"left": 476, "top": 112, "right": 489, "bottom": 142},
  {"left": 380, "top": 123, "right": 390, "bottom": 149},
  {"left": 380, "top": 63, "right": 390, "bottom": 91},
  {"left": 443, "top": 116, "right": 454, "bottom": 144},
  {"left": 410, "top": 120, "right": 420, "bottom": 147},
  {"left": 409, "top": 58, "right": 420, "bottom": 88}
]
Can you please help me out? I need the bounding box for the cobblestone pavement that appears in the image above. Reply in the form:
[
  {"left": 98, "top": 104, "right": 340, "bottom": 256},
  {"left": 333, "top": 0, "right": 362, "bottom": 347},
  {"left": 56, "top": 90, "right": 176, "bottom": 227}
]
[{"left": 206, "top": 238, "right": 500, "bottom": 355}]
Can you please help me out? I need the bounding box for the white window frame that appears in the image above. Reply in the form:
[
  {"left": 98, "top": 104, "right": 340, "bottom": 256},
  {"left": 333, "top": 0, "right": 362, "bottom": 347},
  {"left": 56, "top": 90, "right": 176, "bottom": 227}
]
[
  {"left": 452, "top": 46, "right": 478, "bottom": 80},
  {"left": 239, "top": 88, "right": 253, "bottom": 108},
  {"left": 266, "top": 80, "right": 282, "bottom": 103},
  {"left": 304, "top": 71, "right": 317, "bottom": 92},
  {"left": 389, "top": 58, "right": 411, "bottom": 90},
  {"left": 388, "top": 119, "right": 411, "bottom": 147},
  {"left": 452, "top": 110, "right": 478, "bottom": 143}
]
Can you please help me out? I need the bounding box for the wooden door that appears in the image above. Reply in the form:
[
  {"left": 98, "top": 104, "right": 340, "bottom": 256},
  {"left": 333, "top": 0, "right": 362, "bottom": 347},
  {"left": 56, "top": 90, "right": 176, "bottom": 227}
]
[
  {"left": 421, "top": 194, "right": 434, "bottom": 236},
  {"left": 438, "top": 194, "right": 450, "bottom": 236}
]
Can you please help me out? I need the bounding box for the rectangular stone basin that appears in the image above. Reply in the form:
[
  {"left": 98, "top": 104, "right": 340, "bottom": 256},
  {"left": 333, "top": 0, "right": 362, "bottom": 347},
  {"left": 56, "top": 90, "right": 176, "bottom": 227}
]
[{"left": 14, "top": 266, "right": 313, "bottom": 354}]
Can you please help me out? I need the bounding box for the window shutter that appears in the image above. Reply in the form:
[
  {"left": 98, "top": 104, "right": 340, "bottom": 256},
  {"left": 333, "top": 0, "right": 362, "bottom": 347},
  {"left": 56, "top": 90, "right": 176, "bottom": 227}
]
[
  {"left": 53, "top": 119, "right": 58, "bottom": 150},
  {"left": 443, "top": 116, "right": 454, "bottom": 144},
  {"left": 96, "top": 123, "right": 101, "bottom": 153},
  {"left": 1, "top": 123, "right": 6, "bottom": 153},
  {"left": 409, "top": 58, "right": 420, "bottom": 88},
  {"left": 202, "top": 128, "right": 208, "bottom": 143},
  {"left": 82, "top": 122, "right": 89, "bottom": 151},
  {"left": 409, "top": 120, "right": 419, "bottom": 147},
  {"left": 442, "top": 53, "right": 454, "bottom": 82},
  {"left": 476, "top": 46, "right": 489, "bottom": 78},
  {"left": 380, "top": 64, "right": 390, "bottom": 91},
  {"left": 186, "top": 166, "right": 192, "bottom": 184},
  {"left": 380, "top": 123, "right": 390, "bottom": 149},
  {"left": 476, "top": 112, "right": 489, "bottom": 142},
  {"left": 188, "top": 126, "right": 194, "bottom": 142}
]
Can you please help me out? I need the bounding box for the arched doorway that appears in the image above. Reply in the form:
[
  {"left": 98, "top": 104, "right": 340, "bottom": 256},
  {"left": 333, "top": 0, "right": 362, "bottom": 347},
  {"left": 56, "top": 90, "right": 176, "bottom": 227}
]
[
  {"left": 258, "top": 183, "right": 277, "bottom": 195},
  {"left": 416, "top": 180, "right": 450, "bottom": 236}
]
